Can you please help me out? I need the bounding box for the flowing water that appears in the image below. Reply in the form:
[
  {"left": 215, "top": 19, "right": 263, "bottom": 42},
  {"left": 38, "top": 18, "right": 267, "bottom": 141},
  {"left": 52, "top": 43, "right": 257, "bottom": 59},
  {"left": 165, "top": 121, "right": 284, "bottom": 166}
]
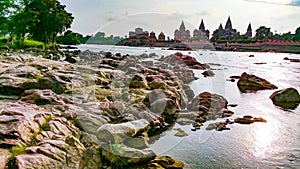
[{"left": 78, "top": 44, "right": 300, "bottom": 169}]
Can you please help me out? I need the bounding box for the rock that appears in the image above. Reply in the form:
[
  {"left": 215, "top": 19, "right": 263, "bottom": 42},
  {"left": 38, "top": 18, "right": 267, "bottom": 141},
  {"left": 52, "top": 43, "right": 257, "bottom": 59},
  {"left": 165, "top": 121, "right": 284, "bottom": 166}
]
[
  {"left": 249, "top": 55, "right": 254, "bottom": 57},
  {"left": 174, "top": 130, "right": 188, "bottom": 137},
  {"left": 202, "top": 70, "right": 215, "bottom": 77},
  {"left": 270, "top": 88, "right": 300, "bottom": 109},
  {"left": 0, "top": 149, "right": 11, "bottom": 169},
  {"left": 229, "top": 75, "right": 240, "bottom": 79},
  {"left": 188, "top": 92, "right": 228, "bottom": 113},
  {"left": 228, "top": 104, "right": 238, "bottom": 107},
  {"left": 176, "top": 118, "right": 195, "bottom": 125},
  {"left": 20, "top": 89, "right": 68, "bottom": 105},
  {"left": 148, "top": 156, "right": 185, "bottom": 169},
  {"left": 237, "top": 72, "right": 278, "bottom": 92},
  {"left": 222, "top": 109, "right": 234, "bottom": 118},
  {"left": 101, "top": 144, "right": 155, "bottom": 166},
  {"left": 96, "top": 119, "right": 150, "bottom": 144},
  {"left": 129, "top": 74, "right": 148, "bottom": 88},
  {"left": 123, "top": 136, "right": 149, "bottom": 149},
  {"left": 234, "top": 115, "right": 267, "bottom": 124},
  {"left": 38, "top": 76, "right": 66, "bottom": 94},
  {"left": 150, "top": 98, "right": 177, "bottom": 116},
  {"left": 206, "top": 122, "right": 230, "bottom": 131},
  {"left": 16, "top": 154, "right": 63, "bottom": 169}
]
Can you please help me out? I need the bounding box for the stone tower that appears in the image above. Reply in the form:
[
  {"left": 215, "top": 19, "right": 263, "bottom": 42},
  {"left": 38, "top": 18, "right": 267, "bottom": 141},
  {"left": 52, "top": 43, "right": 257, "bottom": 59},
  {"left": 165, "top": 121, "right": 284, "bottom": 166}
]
[
  {"left": 179, "top": 21, "right": 186, "bottom": 31},
  {"left": 225, "top": 16, "right": 232, "bottom": 30},
  {"left": 199, "top": 19, "right": 205, "bottom": 31},
  {"left": 245, "top": 23, "right": 252, "bottom": 38}
]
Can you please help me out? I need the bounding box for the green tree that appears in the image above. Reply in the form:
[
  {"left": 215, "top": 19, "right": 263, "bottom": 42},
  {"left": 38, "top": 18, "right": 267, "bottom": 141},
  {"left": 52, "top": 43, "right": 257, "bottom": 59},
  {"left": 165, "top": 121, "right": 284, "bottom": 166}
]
[
  {"left": 255, "top": 26, "right": 273, "bottom": 41},
  {"left": 23, "top": 0, "right": 73, "bottom": 45},
  {"left": 0, "top": 0, "right": 19, "bottom": 35},
  {"left": 294, "top": 27, "right": 300, "bottom": 41}
]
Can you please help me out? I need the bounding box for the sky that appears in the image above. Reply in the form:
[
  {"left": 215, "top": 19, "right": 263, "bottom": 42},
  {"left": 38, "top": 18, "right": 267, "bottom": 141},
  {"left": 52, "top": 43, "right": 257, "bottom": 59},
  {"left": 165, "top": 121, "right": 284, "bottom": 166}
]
[{"left": 58, "top": 0, "right": 300, "bottom": 38}]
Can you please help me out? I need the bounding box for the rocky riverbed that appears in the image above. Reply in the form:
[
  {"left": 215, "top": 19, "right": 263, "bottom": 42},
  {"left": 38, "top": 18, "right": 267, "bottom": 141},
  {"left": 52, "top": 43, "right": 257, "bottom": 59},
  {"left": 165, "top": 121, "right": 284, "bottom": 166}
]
[{"left": 0, "top": 49, "right": 299, "bottom": 169}]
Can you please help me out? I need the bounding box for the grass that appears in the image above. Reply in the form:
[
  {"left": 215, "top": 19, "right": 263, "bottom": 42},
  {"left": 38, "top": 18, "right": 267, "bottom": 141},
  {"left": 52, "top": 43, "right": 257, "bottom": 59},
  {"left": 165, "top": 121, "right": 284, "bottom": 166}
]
[{"left": 0, "top": 36, "right": 45, "bottom": 49}]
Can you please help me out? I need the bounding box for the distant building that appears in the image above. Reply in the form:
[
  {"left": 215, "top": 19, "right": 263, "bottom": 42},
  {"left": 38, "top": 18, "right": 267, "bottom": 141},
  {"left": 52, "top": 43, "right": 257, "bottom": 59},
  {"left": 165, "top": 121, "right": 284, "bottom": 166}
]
[
  {"left": 158, "top": 32, "right": 165, "bottom": 41},
  {"left": 127, "top": 27, "right": 149, "bottom": 46},
  {"left": 174, "top": 21, "right": 190, "bottom": 42},
  {"left": 245, "top": 23, "right": 252, "bottom": 38},
  {"left": 149, "top": 31, "right": 157, "bottom": 45},
  {"left": 193, "top": 19, "right": 210, "bottom": 40},
  {"left": 218, "top": 16, "right": 239, "bottom": 39}
]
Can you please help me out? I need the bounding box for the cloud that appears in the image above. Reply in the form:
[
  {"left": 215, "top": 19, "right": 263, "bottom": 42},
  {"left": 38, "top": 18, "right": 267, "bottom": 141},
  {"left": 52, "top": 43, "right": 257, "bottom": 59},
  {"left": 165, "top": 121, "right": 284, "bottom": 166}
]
[
  {"left": 196, "top": 11, "right": 210, "bottom": 16},
  {"left": 105, "top": 11, "right": 128, "bottom": 22},
  {"left": 171, "top": 12, "right": 187, "bottom": 19}
]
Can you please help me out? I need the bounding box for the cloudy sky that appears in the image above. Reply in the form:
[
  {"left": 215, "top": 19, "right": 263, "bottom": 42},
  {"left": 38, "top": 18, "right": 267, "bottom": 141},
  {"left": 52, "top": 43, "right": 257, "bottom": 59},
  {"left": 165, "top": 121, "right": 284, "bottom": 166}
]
[{"left": 58, "top": 0, "right": 300, "bottom": 38}]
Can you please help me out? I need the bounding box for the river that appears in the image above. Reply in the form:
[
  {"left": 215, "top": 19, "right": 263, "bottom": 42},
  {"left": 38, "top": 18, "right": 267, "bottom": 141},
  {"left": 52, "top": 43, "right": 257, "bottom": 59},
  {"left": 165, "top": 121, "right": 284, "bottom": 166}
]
[{"left": 78, "top": 44, "right": 300, "bottom": 169}]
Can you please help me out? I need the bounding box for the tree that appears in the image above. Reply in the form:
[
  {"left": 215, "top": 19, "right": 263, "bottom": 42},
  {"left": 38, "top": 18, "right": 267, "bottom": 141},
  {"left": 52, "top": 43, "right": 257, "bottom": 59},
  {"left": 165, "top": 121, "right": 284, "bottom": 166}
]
[
  {"left": 294, "top": 27, "right": 300, "bottom": 41},
  {"left": 23, "top": 0, "right": 73, "bottom": 44},
  {"left": 0, "top": 0, "right": 19, "bottom": 35},
  {"left": 255, "top": 26, "right": 273, "bottom": 41}
]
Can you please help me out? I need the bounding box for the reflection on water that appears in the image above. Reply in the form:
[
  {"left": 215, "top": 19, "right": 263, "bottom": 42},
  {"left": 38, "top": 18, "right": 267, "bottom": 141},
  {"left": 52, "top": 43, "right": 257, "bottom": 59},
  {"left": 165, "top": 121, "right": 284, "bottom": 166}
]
[{"left": 250, "top": 118, "right": 281, "bottom": 158}]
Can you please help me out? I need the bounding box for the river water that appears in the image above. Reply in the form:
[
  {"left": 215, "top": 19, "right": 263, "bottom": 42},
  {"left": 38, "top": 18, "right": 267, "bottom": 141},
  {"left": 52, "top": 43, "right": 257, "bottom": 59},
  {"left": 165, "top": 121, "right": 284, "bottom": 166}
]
[{"left": 78, "top": 44, "right": 300, "bottom": 169}]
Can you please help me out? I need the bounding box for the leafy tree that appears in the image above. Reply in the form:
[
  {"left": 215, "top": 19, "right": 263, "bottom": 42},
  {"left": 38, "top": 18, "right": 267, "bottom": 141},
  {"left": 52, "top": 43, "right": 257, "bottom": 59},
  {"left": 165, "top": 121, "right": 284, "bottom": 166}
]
[
  {"left": 282, "top": 32, "right": 294, "bottom": 40},
  {"left": 254, "top": 26, "right": 273, "bottom": 41},
  {"left": 23, "top": 0, "right": 73, "bottom": 44},
  {"left": 294, "top": 27, "right": 300, "bottom": 41},
  {"left": 0, "top": 0, "right": 19, "bottom": 35}
]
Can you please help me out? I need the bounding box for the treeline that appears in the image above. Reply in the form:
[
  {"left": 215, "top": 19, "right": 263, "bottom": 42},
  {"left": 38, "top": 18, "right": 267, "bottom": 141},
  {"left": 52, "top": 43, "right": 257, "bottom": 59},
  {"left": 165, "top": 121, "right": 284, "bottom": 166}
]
[
  {"left": 211, "top": 26, "right": 300, "bottom": 43},
  {"left": 0, "top": 0, "right": 74, "bottom": 48}
]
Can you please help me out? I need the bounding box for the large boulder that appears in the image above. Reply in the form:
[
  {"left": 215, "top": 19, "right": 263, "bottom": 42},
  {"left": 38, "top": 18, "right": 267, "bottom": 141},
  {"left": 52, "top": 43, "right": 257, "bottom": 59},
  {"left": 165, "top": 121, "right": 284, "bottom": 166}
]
[
  {"left": 270, "top": 88, "right": 300, "bottom": 109},
  {"left": 101, "top": 143, "right": 155, "bottom": 166},
  {"left": 188, "top": 92, "right": 228, "bottom": 113},
  {"left": 237, "top": 72, "right": 277, "bottom": 92},
  {"left": 96, "top": 119, "right": 150, "bottom": 144}
]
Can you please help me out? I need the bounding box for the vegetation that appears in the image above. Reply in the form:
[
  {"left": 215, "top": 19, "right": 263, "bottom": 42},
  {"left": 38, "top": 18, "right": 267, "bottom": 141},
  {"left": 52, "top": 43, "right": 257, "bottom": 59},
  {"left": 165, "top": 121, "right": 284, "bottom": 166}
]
[
  {"left": 87, "top": 32, "right": 123, "bottom": 45},
  {"left": 56, "top": 30, "right": 90, "bottom": 45},
  {"left": 0, "top": 0, "right": 74, "bottom": 48},
  {"left": 211, "top": 26, "right": 300, "bottom": 43}
]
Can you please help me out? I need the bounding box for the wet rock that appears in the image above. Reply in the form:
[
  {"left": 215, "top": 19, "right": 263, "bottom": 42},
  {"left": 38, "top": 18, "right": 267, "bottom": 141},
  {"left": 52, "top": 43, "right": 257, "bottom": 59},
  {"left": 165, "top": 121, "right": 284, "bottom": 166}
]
[
  {"left": 237, "top": 72, "right": 278, "bottom": 93},
  {"left": 188, "top": 92, "right": 228, "bottom": 113},
  {"left": 202, "top": 70, "right": 215, "bottom": 77},
  {"left": 206, "top": 122, "right": 230, "bottom": 131},
  {"left": 229, "top": 75, "right": 240, "bottom": 79},
  {"left": 174, "top": 130, "right": 188, "bottom": 137},
  {"left": 234, "top": 115, "right": 267, "bottom": 124},
  {"left": 148, "top": 156, "right": 185, "bottom": 169},
  {"left": 270, "top": 88, "right": 300, "bottom": 109},
  {"left": 222, "top": 109, "right": 234, "bottom": 118}
]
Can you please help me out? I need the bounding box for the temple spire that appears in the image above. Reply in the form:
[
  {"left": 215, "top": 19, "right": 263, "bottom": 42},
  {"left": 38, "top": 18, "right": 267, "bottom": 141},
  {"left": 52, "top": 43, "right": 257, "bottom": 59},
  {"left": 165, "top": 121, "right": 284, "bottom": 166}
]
[
  {"left": 225, "top": 16, "right": 232, "bottom": 30},
  {"left": 218, "top": 23, "right": 223, "bottom": 30},
  {"left": 199, "top": 19, "right": 205, "bottom": 31},
  {"left": 245, "top": 23, "right": 252, "bottom": 37},
  {"left": 179, "top": 21, "right": 185, "bottom": 31}
]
